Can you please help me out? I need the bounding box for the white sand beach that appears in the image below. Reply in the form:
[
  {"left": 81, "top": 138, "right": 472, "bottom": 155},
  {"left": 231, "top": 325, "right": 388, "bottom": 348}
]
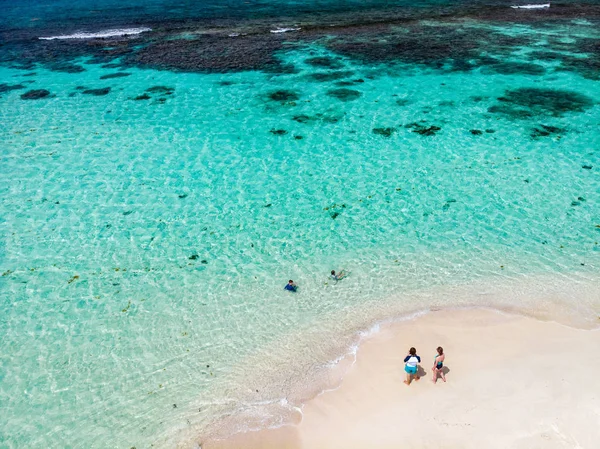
[{"left": 203, "top": 308, "right": 600, "bottom": 449}]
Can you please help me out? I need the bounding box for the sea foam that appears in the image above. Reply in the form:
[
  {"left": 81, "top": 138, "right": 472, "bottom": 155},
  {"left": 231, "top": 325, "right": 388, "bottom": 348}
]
[
  {"left": 39, "top": 27, "right": 151, "bottom": 40},
  {"left": 269, "top": 27, "right": 301, "bottom": 34},
  {"left": 510, "top": 4, "right": 550, "bottom": 9}
]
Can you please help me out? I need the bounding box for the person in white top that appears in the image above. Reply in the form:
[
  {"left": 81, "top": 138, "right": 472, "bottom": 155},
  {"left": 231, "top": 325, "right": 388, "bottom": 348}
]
[{"left": 403, "top": 347, "right": 421, "bottom": 385}]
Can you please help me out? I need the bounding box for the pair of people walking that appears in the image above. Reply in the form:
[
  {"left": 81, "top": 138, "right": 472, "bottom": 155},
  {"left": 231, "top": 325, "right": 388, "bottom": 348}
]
[{"left": 403, "top": 346, "right": 446, "bottom": 385}]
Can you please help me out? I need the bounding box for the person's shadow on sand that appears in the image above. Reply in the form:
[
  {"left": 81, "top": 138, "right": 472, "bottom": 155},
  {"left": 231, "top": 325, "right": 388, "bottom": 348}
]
[{"left": 416, "top": 366, "right": 427, "bottom": 378}]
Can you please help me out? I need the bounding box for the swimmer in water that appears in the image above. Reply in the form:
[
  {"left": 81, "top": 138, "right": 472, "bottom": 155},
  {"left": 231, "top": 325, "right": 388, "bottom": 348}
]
[
  {"left": 330, "top": 270, "right": 346, "bottom": 281},
  {"left": 284, "top": 280, "right": 298, "bottom": 292}
]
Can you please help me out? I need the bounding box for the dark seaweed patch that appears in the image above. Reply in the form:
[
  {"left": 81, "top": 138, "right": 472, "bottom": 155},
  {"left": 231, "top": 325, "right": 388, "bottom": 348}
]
[
  {"left": 305, "top": 57, "right": 345, "bottom": 69},
  {"left": 483, "top": 61, "right": 546, "bottom": 76},
  {"left": 146, "top": 86, "right": 174, "bottom": 95},
  {"left": 270, "top": 129, "right": 287, "bottom": 135},
  {"left": 530, "top": 124, "right": 566, "bottom": 138},
  {"left": 292, "top": 115, "right": 311, "bottom": 123},
  {"left": 405, "top": 122, "right": 441, "bottom": 136},
  {"left": 306, "top": 71, "right": 354, "bottom": 82},
  {"left": 133, "top": 94, "right": 151, "bottom": 100},
  {"left": 470, "top": 129, "right": 483, "bottom": 135},
  {"left": 582, "top": 165, "right": 593, "bottom": 170},
  {"left": 100, "top": 72, "right": 131, "bottom": 79},
  {"left": 489, "top": 88, "right": 594, "bottom": 118},
  {"left": 326, "top": 88, "right": 361, "bottom": 101},
  {"left": 48, "top": 62, "right": 85, "bottom": 73},
  {"left": 268, "top": 90, "right": 299, "bottom": 102},
  {"left": 0, "top": 83, "right": 25, "bottom": 95},
  {"left": 20, "top": 89, "right": 51, "bottom": 100},
  {"left": 373, "top": 127, "right": 396, "bottom": 137},
  {"left": 396, "top": 98, "right": 411, "bottom": 106},
  {"left": 82, "top": 87, "right": 111, "bottom": 96}
]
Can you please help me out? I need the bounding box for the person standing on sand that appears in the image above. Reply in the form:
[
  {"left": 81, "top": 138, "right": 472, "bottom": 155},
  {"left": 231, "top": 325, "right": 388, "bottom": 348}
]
[
  {"left": 432, "top": 346, "right": 446, "bottom": 383},
  {"left": 403, "top": 347, "right": 421, "bottom": 385}
]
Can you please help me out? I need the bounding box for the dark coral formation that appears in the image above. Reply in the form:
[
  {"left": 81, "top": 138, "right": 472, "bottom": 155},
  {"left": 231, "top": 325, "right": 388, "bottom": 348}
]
[
  {"left": 82, "top": 87, "right": 111, "bottom": 96},
  {"left": 373, "top": 127, "right": 396, "bottom": 137},
  {"left": 268, "top": 90, "right": 299, "bottom": 102},
  {"left": 326, "top": 88, "right": 361, "bottom": 101},
  {"left": 270, "top": 129, "right": 288, "bottom": 135},
  {"left": 405, "top": 122, "right": 441, "bottom": 136},
  {"left": 530, "top": 124, "right": 567, "bottom": 139},
  {"left": 305, "top": 57, "right": 345, "bottom": 69},
  {"left": 306, "top": 71, "right": 354, "bottom": 82},
  {"left": 100, "top": 72, "right": 132, "bottom": 79},
  {"left": 20, "top": 89, "right": 51, "bottom": 100},
  {"left": 482, "top": 61, "right": 546, "bottom": 76},
  {"left": 489, "top": 88, "right": 594, "bottom": 118},
  {"left": 0, "top": 83, "right": 25, "bottom": 95}
]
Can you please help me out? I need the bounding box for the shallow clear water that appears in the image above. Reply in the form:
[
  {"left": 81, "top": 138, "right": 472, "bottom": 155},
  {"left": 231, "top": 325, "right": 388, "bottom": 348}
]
[{"left": 1, "top": 3, "right": 600, "bottom": 448}]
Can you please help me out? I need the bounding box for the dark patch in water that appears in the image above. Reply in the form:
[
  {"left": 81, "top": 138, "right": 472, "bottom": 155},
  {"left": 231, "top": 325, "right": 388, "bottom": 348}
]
[
  {"left": 0, "top": 83, "right": 25, "bottom": 95},
  {"left": 133, "top": 94, "right": 151, "bottom": 100},
  {"left": 530, "top": 124, "right": 567, "bottom": 139},
  {"left": 268, "top": 90, "right": 299, "bottom": 102},
  {"left": 438, "top": 100, "right": 455, "bottom": 107},
  {"left": 470, "top": 129, "right": 483, "bottom": 135},
  {"left": 582, "top": 165, "right": 593, "bottom": 170},
  {"left": 405, "top": 122, "right": 441, "bottom": 136},
  {"left": 490, "top": 88, "right": 593, "bottom": 118},
  {"left": 396, "top": 98, "right": 411, "bottom": 106},
  {"left": 48, "top": 62, "right": 85, "bottom": 73},
  {"left": 101, "top": 63, "right": 124, "bottom": 69},
  {"left": 20, "top": 89, "right": 52, "bottom": 100},
  {"left": 100, "top": 72, "right": 131, "bottom": 80},
  {"left": 82, "top": 87, "right": 111, "bottom": 96},
  {"left": 373, "top": 127, "right": 396, "bottom": 137},
  {"left": 270, "top": 129, "right": 288, "bottom": 135},
  {"left": 305, "top": 57, "right": 345, "bottom": 69},
  {"left": 294, "top": 135, "right": 303, "bottom": 140},
  {"left": 482, "top": 61, "right": 546, "bottom": 76},
  {"left": 292, "top": 115, "right": 311, "bottom": 123},
  {"left": 146, "top": 86, "right": 174, "bottom": 95},
  {"left": 327, "top": 88, "right": 361, "bottom": 101},
  {"left": 485, "top": 129, "right": 495, "bottom": 133},
  {"left": 307, "top": 70, "right": 354, "bottom": 82}
]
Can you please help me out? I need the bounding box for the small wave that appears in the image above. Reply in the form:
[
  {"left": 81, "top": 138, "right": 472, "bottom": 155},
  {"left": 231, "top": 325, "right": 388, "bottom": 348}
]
[
  {"left": 39, "top": 27, "right": 151, "bottom": 40},
  {"left": 270, "top": 27, "right": 301, "bottom": 34},
  {"left": 510, "top": 3, "right": 550, "bottom": 9}
]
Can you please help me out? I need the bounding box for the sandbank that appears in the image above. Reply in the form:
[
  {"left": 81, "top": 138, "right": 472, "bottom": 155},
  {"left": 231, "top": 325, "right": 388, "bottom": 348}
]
[{"left": 203, "top": 308, "right": 600, "bottom": 449}]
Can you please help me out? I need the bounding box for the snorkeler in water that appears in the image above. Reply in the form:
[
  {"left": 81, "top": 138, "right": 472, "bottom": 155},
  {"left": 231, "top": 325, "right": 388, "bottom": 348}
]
[
  {"left": 330, "top": 270, "right": 347, "bottom": 281},
  {"left": 284, "top": 280, "right": 298, "bottom": 292}
]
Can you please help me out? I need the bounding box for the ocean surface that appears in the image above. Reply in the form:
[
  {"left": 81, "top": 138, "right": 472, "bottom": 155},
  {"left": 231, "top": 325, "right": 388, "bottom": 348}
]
[{"left": 1, "top": 0, "right": 599, "bottom": 447}]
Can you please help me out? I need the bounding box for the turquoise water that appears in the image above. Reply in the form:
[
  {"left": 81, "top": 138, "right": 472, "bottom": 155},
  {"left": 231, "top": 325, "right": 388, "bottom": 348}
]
[{"left": 1, "top": 11, "right": 600, "bottom": 449}]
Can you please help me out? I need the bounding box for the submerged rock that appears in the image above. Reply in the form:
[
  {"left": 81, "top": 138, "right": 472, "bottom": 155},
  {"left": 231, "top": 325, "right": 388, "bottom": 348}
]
[
  {"left": 270, "top": 129, "right": 288, "bottom": 135},
  {"left": 530, "top": 124, "right": 566, "bottom": 138},
  {"left": 268, "top": 90, "right": 299, "bottom": 102},
  {"left": 146, "top": 86, "right": 174, "bottom": 95},
  {"left": 307, "top": 71, "right": 354, "bottom": 82},
  {"left": 82, "top": 87, "right": 111, "bottom": 96},
  {"left": 405, "top": 122, "right": 441, "bottom": 136},
  {"left": 326, "top": 88, "right": 361, "bottom": 101},
  {"left": 490, "top": 88, "right": 593, "bottom": 118},
  {"left": 373, "top": 127, "right": 396, "bottom": 137},
  {"left": 100, "top": 72, "right": 132, "bottom": 80},
  {"left": 305, "top": 57, "right": 345, "bottom": 69},
  {"left": 20, "top": 89, "right": 51, "bottom": 100},
  {"left": 0, "top": 83, "right": 25, "bottom": 95}
]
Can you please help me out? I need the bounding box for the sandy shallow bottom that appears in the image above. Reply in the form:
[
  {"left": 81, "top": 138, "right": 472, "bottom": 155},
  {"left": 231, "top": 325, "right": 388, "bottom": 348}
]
[{"left": 202, "top": 308, "right": 600, "bottom": 449}]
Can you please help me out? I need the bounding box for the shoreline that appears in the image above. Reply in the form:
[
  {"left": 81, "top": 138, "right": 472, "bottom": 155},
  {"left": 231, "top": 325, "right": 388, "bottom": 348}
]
[{"left": 200, "top": 308, "right": 600, "bottom": 449}]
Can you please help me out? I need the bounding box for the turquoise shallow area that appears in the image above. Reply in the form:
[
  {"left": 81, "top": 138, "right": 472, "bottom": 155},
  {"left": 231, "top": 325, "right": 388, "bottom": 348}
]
[{"left": 1, "top": 20, "right": 600, "bottom": 448}]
